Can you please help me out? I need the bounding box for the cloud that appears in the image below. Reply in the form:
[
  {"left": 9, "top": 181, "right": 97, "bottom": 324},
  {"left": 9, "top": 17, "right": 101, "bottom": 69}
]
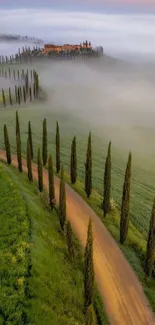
[{"left": 0, "top": 8, "right": 155, "bottom": 61}]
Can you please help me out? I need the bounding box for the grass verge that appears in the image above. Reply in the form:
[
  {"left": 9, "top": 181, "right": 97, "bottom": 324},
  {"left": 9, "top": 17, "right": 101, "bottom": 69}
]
[{"left": 0, "top": 166, "right": 30, "bottom": 325}]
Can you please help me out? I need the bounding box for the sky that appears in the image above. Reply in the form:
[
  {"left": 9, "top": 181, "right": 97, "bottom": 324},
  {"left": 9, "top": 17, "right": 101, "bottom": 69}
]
[{"left": 0, "top": 1, "right": 154, "bottom": 61}]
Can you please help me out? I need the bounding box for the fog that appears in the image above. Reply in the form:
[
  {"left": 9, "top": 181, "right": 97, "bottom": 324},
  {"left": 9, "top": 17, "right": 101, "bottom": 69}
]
[
  {"left": 29, "top": 57, "right": 155, "bottom": 160},
  {"left": 1, "top": 38, "right": 155, "bottom": 161}
]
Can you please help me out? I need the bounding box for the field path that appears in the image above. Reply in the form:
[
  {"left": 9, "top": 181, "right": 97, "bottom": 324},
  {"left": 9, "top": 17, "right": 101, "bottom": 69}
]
[{"left": 0, "top": 149, "right": 154, "bottom": 325}]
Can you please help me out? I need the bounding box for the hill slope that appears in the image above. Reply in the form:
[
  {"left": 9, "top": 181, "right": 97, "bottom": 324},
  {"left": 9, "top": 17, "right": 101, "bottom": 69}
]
[{"left": 0, "top": 162, "right": 86, "bottom": 325}]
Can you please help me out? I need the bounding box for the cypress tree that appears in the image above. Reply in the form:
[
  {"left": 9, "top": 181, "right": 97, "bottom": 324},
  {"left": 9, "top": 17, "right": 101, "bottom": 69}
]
[
  {"left": 84, "top": 218, "right": 94, "bottom": 311},
  {"left": 9, "top": 87, "right": 12, "bottom": 106},
  {"left": 35, "top": 72, "right": 39, "bottom": 97},
  {"left": 120, "top": 152, "right": 132, "bottom": 244},
  {"left": 70, "top": 136, "right": 77, "bottom": 184},
  {"left": 66, "top": 221, "right": 74, "bottom": 260},
  {"left": 13, "top": 70, "right": 15, "bottom": 80},
  {"left": 144, "top": 198, "right": 155, "bottom": 277},
  {"left": 25, "top": 72, "right": 29, "bottom": 94},
  {"left": 28, "top": 121, "right": 33, "bottom": 159},
  {"left": 16, "top": 130, "right": 22, "bottom": 172},
  {"left": 17, "top": 70, "right": 20, "bottom": 80},
  {"left": 103, "top": 142, "right": 111, "bottom": 217},
  {"left": 8, "top": 68, "right": 11, "bottom": 78},
  {"left": 2, "top": 89, "right": 6, "bottom": 108},
  {"left": 4, "top": 124, "right": 11, "bottom": 164},
  {"left": 19, "top": 86, "right": 22, "bottom": 101},
  {"left": 33, "top": 82, "right": 36, "bottom": 98},
  {"left": 29, "top": 86, "right": 32, "bottom": 101},
  {"left": 17, "top": 87, "right": 20, "bottom": 105},
  {"left": 85, "top": 132, "right": 92, "bottom": 198},
  {"left": 27, "top": 138, "right": 33, "bottom": 182},
  {"left": 85, "top": 305, "right": 97, "bottom": 325},
  {"left": 15, "top": 85, "right": 18, "bottom": 103},
  {"left": 42, "top": 118, "right": 47, "bottom": 166},
  {"left": 5, "top": 70, "right": 7, "bottom": 78},
  {"left": 16, "top": 110, "right": 20, "bottom": 135},
  {"left": 48, "top": 154, "right": 55, "bottom": 210},
  {"left": 59, "top": 165, "right": 66, "bottom": 231},
  {"left": 23, "top": 86, "right": 26, "bottom": 103},
  {"left": 56, "top": 121, "right": 60, "bottom": 173},
  {"left": 37, "top": 148, "right": 43, "bottom": 192}
]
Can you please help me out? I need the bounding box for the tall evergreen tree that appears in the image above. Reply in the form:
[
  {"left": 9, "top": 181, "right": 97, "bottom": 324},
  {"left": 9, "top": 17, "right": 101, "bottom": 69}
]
[
  {"left": 16, "top": 130, "right": 22, "bottom": 172},
  {"left": 8, "top": 68, "right": 11, "bottom": 78},
  {"left": 15, "top": 85, "right": 18, "bottom": 103},
  {"left": 56, "top": 121, "right": 60, "bottom": 173},
  {"left": 66, "top": 221, "right": 74, "bottom": 259},
  {"left": 85, "top": 132, "right": 92, "bottom": 198},
  {"left": 85, "top": 305, "right": 97, "bottom": 325},
  {"left": 48, "top": 154, "right": 55, "bottom": 210},
  {"left": 2, "top": 89, "right": 6, "bottom": 108},
  {"left": 37, "top": 148, "right": 43, "bottom": 192},
  {"left": 35, "top": 72, "right": 39, "bottom": 97},
  {"left": 84, "top": 218, "right": 94, "bottom": 311},
  {"left": 4, "top": 124, "right": 11, "bottom": 165},
  {"left": 17, "top": 87, "right": 20, "bottom": 105},
  {"left": 70, "top": 136, "right": 77, "bottom": 184},
  {"left": 23, "top": 86, "right": 26, "bottom": 103},
  {"left": 13, "top": 70, "right": 15, "bottom": 80},
  {"left": 59, "top": 165, "right": 66, "bottom": 231},
  {"left": 29, "top": 86, "right": 32, "bottom": 101},
  {"left": 144, "top": 198, "right": 155, "bottom": 277},
  {"left": 33, "top": 82, "right": 36, "bottom": 98},
  {"left": 28, "top": 121, "right": 33, "bottom": 159},
  {"left": 27, "top": 138, "right": 33, "bottom": 182},
  {"left": 42, "top": 118, "right": 47, "bottom": 166},
  {"left": 16, "top": 110, "right": 20, "bottom": 135},
  {"left": 103, "top": 142, "right": 111, "bottom": 217},
  {"left": 120, "top": 152, "right": 132, "bottom": 244},
  {"left": 9, "top": 87, "right": 12, "bottom": 106},
  {"left": 19, "top": 86, "right": 22, "bottom": 101}
]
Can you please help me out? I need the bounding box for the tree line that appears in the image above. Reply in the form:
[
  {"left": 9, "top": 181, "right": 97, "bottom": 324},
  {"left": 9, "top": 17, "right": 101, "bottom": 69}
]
[
  {"left": 3, "top": 113, "right": 155, "bottom": 309},
  {"left": 4, "top": 112, "right": 97, "bottom": 324},
  {"left": 0, "top": 68, "right": 40, "bottom": 107},
  {"left": 0, "top": 46, "right": 39, "bottom": 65}
]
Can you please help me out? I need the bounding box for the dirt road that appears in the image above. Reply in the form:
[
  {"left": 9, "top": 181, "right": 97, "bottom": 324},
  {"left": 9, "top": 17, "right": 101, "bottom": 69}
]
[{"left": 0, "top": 149, "right": 154, "bottom": 325}]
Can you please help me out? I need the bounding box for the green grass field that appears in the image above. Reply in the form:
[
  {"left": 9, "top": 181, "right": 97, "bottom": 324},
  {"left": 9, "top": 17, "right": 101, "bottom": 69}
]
[{"left": 0, "top": 161, "right": 108, "bottom": 325}]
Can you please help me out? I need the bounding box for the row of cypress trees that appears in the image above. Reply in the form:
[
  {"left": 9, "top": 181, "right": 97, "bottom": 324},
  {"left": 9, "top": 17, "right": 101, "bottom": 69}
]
[
  {"left": 1, "top": 69, "right": 39, "bottom": 107},
  {"left": 3, "top": 113, "right": 155, "bottom": 281},
  {"left": 3, "top": 112, "right": 96, "bottom": 324}
]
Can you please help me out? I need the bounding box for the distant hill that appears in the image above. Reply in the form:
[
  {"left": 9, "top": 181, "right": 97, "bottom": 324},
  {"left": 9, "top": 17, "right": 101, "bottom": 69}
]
[{"left": 0, "top": 33, "right": 44, "bottom": 44}]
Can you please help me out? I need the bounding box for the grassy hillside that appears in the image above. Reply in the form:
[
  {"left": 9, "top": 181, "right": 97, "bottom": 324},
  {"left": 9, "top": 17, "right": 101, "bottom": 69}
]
[
  {"left": 0, "top": 103, "right": 154, "bottom": 239},
  {"left": 0, "top": 162, "right": 108, "bottom": 325}
]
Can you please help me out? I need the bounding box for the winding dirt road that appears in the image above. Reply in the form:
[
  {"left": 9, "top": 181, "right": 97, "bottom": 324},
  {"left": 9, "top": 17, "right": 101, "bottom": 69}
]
[{"left": 0, "top": 149, "right": 154, "bottom": 325}]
